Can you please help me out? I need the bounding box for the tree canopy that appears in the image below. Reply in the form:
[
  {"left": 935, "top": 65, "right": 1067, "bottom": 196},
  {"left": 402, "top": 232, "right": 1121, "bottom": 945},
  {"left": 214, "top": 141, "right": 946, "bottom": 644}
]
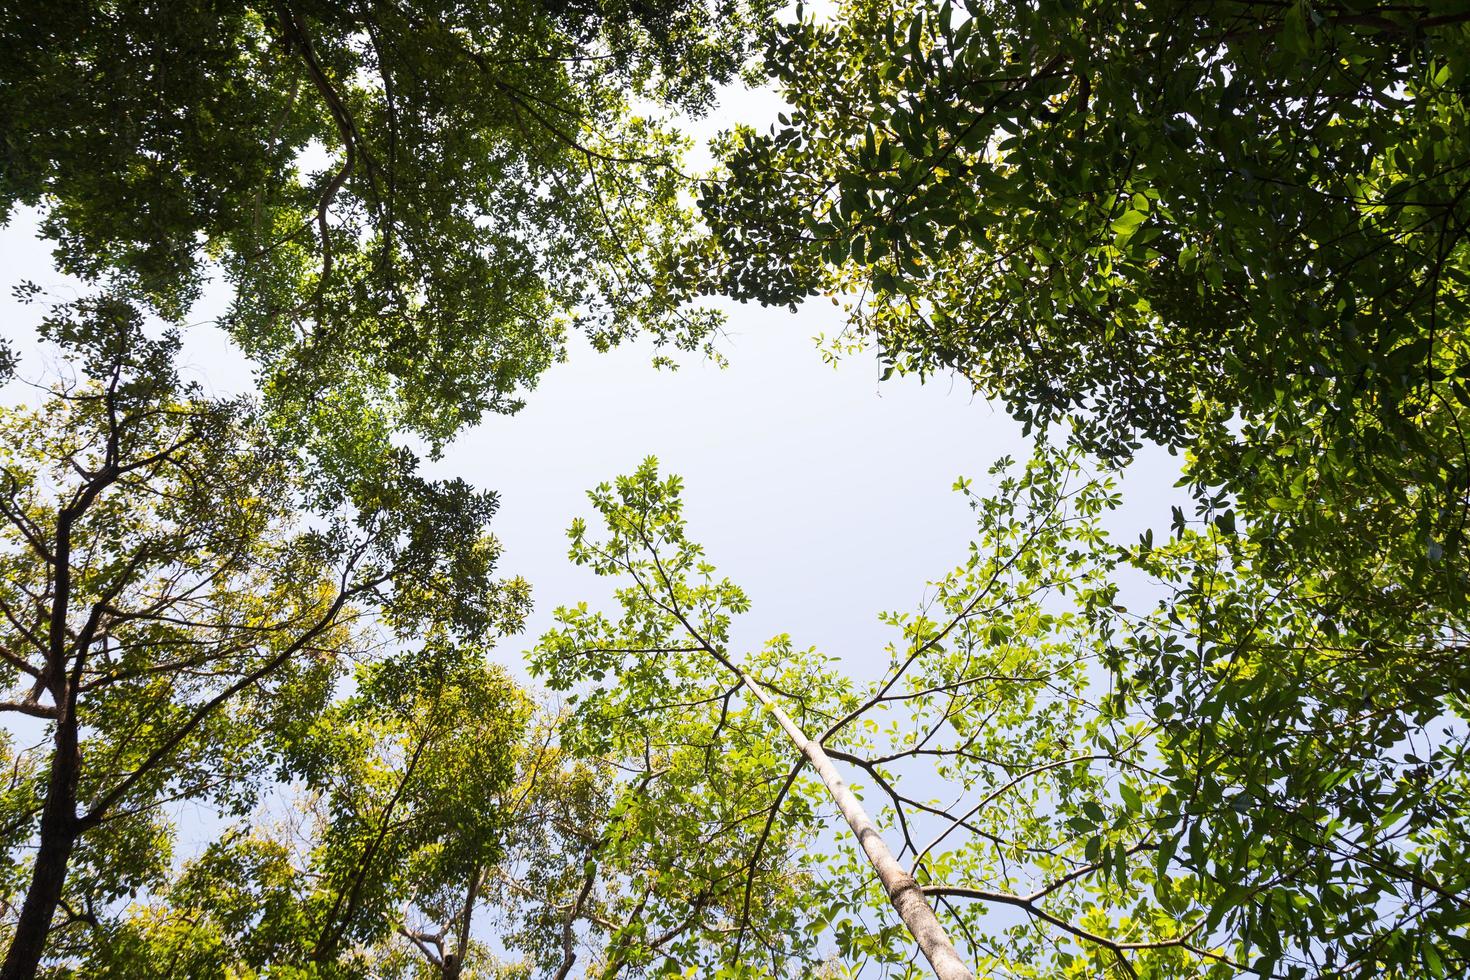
[
  {"left": 4, "top": 0, "right": 1470, "bottom": 976},
  {"left": 542, "top": 449, "right": 1469, "bottom": 978},
  {"left": 2, "top": 0, "right": 769, "bottom": 446},
  {"left": 703, "top": 0, "right": 1470, "bottom": 621},
  {"left": 0, "top": 300, "right": 528, "bottom": 978}
]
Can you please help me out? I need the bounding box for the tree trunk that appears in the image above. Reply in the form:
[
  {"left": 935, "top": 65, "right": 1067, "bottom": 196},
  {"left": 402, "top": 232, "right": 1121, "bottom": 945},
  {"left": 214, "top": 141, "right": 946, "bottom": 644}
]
[
  {"left": 2, "top": 498, "right": 93, "bottom": 980},
  {"left": 737, "top": 670, "right": 976, "bottom": 980},
  {"left": 1, "top": 719, "right": 81, "bottom": 980},
  {"left": 442, "top": 863, "right": 481, "bottom": 980}
]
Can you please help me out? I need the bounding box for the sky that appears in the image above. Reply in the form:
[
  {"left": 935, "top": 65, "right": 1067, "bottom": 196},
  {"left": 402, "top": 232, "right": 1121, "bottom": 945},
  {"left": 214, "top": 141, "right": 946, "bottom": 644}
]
[
  {"left": 0, "top": 77, "right": 1189, "bottom": 969},
  {"left": 0, "top": 77, "right": 1187, "bottom": 688},
  {"left": 0, "top": 206, "right": 1185, "bottom": 690}
]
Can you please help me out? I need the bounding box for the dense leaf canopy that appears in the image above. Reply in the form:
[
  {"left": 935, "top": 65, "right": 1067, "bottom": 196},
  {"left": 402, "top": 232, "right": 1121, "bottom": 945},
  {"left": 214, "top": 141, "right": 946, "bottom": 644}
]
[
  {"left": 703, "top": 0, "right": 1470, "bottom": 613},
  {"left": 82, "top": 650, "right": 529, "bottom": 979},
  {"left": 2, "top": 0, "right": 769, "bottom": 445},
  {"left": 4, "top": 0, "right": 1470, "bottom": 977}
]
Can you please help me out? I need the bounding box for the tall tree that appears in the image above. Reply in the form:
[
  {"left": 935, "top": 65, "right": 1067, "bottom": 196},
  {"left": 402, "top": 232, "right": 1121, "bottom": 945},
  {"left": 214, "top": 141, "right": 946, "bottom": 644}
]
[
  {"left": 80, "top": 678, "right": 803, "bottom": 979},
  {"left": 291, "top": 647, "right": 529, "bottom": 976},
  {"left": 475, "top": 708, "right": 616, "bottom": 980},
  {"left": 701, "top": 0, "right": 1470, "bottom": 626},
  {"left": 0, "top": 296, "right": 525, "bottom": 978},
  {"left": 540, "top": 451, "right": 1470, "bottom": 978},
  {"left": 533, "top": 461, "right": 974, "bottom": 979},
  {"left": 77, "top": 646, "right": 531, "bottom": 980},
  {"left": 1, "top": 0, "right": 772, "bottom": 448}
]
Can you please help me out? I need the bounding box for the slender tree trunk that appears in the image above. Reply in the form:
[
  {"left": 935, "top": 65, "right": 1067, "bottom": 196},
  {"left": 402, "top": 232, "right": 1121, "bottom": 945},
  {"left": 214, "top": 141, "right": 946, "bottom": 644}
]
[
  {"left": 1, "top": 712, "right": 81, "bottom": 980},
  {"left": 2, "top": 499, "right": 92, "bottom": 980},
  {"left": 552, "top": 858, "right": 599, "bottom": 980},
  {"left": 441, "top": 863, "right": 481, "bottom": 980},
  {"left": 736, "top": 668, "right": 975, "bottom": 980},
  {"left": 658, "top": 568, "right": 976, "bottom": 979}
]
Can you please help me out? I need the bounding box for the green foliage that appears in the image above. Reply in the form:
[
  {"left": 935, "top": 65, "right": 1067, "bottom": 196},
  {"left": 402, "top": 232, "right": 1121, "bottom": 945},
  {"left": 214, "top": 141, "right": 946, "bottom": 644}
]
[
  {"left": 1, "top": 0, "right": 774, "bottom": 447},
  {"left": 543, "top": 449, "right": 1470, "bottom": 977},
  {"left": 704, "top": 0, "right": 1470, "bottom": 619},
  {"left": 80, "top": 651, "right": 530, "bottom": 979},
  {"left": 480, "top": 710, "right": 616, "bottom": 978},
  {"left": 532, "top": 460, "right": 845, "bottom": 977},
  {"left": 7, "top": 1, "right": 1470, "bottom": 976},
  {"left": 0, "top": 298, "right": 527, "bottom": 976},
  {"left": 1120, "top": 516, "right": 1470, "bottom": 978},
  {"left": 296, "top": 649, "right": 529, "bottom": 966}
]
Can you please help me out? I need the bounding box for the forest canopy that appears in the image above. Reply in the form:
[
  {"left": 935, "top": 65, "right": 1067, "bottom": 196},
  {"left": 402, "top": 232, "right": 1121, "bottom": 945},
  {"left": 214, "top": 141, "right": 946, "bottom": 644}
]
[{"left": 1, "top": 1, "right": 1468, "bottom": 978}]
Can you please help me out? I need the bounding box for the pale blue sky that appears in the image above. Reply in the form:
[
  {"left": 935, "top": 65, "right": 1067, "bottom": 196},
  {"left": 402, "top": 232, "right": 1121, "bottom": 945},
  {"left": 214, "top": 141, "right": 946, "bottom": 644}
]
[
  {"left": 0, "top": 208, "right": 1184, "bottom": 683},
  {"left": 0, "top": 83, "right": 1188, "bottom": 969},
  {"left": 0, "top": 75, "right": 1187, "bottom": 680}
]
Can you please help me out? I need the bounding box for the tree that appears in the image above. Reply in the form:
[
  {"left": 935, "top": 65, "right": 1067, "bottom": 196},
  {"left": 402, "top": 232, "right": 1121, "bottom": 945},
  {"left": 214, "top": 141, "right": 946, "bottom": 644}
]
[
  {"left": 532, "top": 464, "right": 859, "bottom": 978},
  {"left": 534, "top": 461, "right": 977, "bottom": 978},
  {"left": 291, "top": 647, "right": 529, "bottom": 977},
  {"left": 1119, "top": 510, "right": 1470, "bottom": 978},
  {"left": 1, "top": 0, "right": 772, "bottom": 449},
  {"left": 701, "top": 0, "right": 1470, "bottom": 633},
  {"left": 476, "top": 706, "right": 616, "bottom": 980},
  {"left": 538, "top": 451, "right": 1470, "bottom": 978},
  {"left": 81, "top": 675, "right": 787, "bottom": 980},
  {"left": 0, "top": 296, "right": 525, "bottom": 978},
  {"left": 78, "top": 646, "right": 530, "bottom": 980}
]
